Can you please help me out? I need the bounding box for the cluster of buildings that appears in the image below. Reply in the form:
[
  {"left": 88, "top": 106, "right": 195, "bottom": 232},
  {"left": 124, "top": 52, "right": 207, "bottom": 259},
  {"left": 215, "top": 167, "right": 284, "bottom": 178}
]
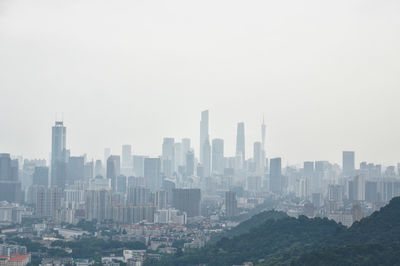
[
  {"left": 0, "top": 244, "right": 30, "bottom": 266},
  {"left": 1, "top": 110, "right": 400, "bottom": 264}
]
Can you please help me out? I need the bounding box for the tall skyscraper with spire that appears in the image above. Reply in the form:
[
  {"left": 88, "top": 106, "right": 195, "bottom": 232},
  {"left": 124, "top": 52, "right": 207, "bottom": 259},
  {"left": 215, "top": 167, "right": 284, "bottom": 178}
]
[
  {"left": 235, "top": 122, "right": 245, "bottom": 167},
  {"left": 200, "top": 110, "right": 209, "bottom": 164},
  {"left": 51, "top": 121, "right": 67, "bottom": 189}
]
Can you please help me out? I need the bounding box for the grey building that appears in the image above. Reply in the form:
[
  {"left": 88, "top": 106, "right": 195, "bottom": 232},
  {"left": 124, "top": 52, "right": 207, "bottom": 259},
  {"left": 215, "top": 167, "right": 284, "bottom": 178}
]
[
  {"left": 343, "top": 151, "right": 355, "bottom": 177},
  {"left": 144, "top": 157, "right": 161, "bottom": 191},
  {"left": 107, "top": 155, "right": 120, "bottom": 192},
  {"left": 235, "top": 122, "right": 245, "bottom": 168},
  {"left": 212, "top": 139, "right": 224, "bottom": 175},
  {"left": 172, "top": 188, "right": 201, "bottom": 217},
  {"left": 162, "top": 138, "right": 175, "bottom": 177},
  {"left": 269, "top": 157, "right": 282, "bottom": 193},
  {"left": 225, "top": 191, "right": 237, "bottom": 218},
  {"left": 33, "top": 166, "right": 49, "bottom": 187},
  {"left": 51, "top": 121, "right": 68, "bottom": 189},
  {"left": 200, "top": 110, "right": 209, "bottom": 165}
]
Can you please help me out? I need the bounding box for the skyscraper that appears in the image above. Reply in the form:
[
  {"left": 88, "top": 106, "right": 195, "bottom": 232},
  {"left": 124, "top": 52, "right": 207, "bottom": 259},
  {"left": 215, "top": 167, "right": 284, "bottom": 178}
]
[
  {"left": 253, "top": 141, "right": 262, "bottom": 175},
  {"left": 172, "top": 188, "right": 201, "bottom": 217},
  {"left": 181, "top": 138, "right": 191, "bottom": 165},
  {"left": 261, "top": 117, "right": 266, "bottom": 172},
  {"left": 144, "top": 157, "right": 161, "bottom": 191},
  {"left": 51, "top": 121, "right": 67, "bottom": 189},
  {"left": 67, "top": 156, "right": 85, "bottom": 185},
  {"left": 84, "top": 161, "right": 94, "bottom": 181},
  {"left": 174, "top": 142, "right": 182, "bottom": 171},
  {"left": 235, "top": 122, "right": 245, "bottom": 167},
  {"left": 133, "top": 155, "right": 147, "bottom": 177},
  {"left": 36, "top": 186, "right": 62, "bottom": 218},
  {"left": 270, "top": 157, "right": 282, "bottom": 193},
  {"left": 33, "top": 166, "right": 49, "bottom": 187},
  {"left": 155, "top": 190, "right": 168, "bottom": 210},
  {"left": 94, "top": 160, "right": 103, "bottom": 177},
  {"left": 127, "top": 186, "right": 150, "bottom": 206},
  {"left": 225, "top": 191, "right": 237, "bottom": 218},
  {"left": 203, "top": 137, "right": 211, "bottom": 177},
  {"left": 106, "top": 155, "right": 120, "bottom": 192},
  {"left": 0, "top": 154, "right": 11, "bottom": 180},
  {"left": 185, "top": 150, "right": 195, "bottom": 176},
  {"left": 343, "top": 151, "right": 355, "bottom": 177},
  {"left": 162, "top": 138, "right": 175, "bottom": 177},
  {"left": 122, "top": 145, "right": 132, "bottom": 175},
  {"left": 0, "top": 154, "right": 21, "bottom": 202},
  {"left": 303, "top": 161, "right": 314, "bottom": 178},
  {"left": 212, "top": 138, "right": 224, "bottom": 174},
  {"left": 200, "top": 110, "right": 209, "bottom": 164},
  {"left": 104, "top": 148, "right": 111, "bottom": 165},
  {"left": 85, "top": 189, "right": 112, "bottom": 222}
]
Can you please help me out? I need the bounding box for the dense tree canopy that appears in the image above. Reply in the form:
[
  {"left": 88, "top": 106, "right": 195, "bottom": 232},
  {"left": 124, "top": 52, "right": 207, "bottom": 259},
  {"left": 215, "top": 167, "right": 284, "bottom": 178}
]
[{"left": 153, "top": 197, "right": 400, "bottom": 266}]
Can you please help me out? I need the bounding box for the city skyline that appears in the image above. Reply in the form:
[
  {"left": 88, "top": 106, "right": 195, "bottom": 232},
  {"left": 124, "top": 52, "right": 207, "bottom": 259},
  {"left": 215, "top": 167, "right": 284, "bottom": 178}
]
[
  {"left": 1, "top": 0, "right": 400, "bottom": 165},
  {"left": 0, "top": 1, "right": 399, "bottom": 265},
  {"left": 1, "top": 112, "right": 399, "bottom": 168}
]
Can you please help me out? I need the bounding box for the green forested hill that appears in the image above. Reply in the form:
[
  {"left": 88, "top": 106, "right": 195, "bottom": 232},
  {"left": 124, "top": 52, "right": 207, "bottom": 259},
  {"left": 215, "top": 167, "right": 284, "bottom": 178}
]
[{"left": 152, "top": 197, "right": 400, "bottom": 266}]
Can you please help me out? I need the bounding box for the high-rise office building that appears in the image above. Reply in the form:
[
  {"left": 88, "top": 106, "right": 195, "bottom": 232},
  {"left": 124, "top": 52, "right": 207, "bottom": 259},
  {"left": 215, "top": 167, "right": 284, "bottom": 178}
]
[
  {"left": 303, "top": 162, "right": 314, "bottom": 178},
  {"left": 155, "top": 190, "right": 168, "bottom": 209},
  {"left": 106, "top": 155, "right": 120, "bottom": 192},
  {"left": 51, "top": 121, "right": 67, "bottom": 189},
  {"left": 85, "top": 189, "right": 112, "bottom": 222},
  {"left": 133, "top": 155, "right": 147, "bottom": 177},
  {"left": 122, "top": 145, "right": 132, "bottom": 168},
  {"left": 33, "top": 166, "right": 49, "bottom": 187},
  {"left": 200, "top": 110, "right": 209, "bottom": 164},
  {"left": 162, "top": 138, "right": 175, "bottom": 177},
  {"left": 127, "top": 186, "right": 150, "bottom": 206},
  {"left": 144, "top": 157, "right": 161, "bottom": 191},
  {"left": 174, "top": 142, "right": 182, "bottom": 171},
  {"left": 0, "top": 154, "right": 21, "bottom": 202},
  {"left": 172, "top": 188, "right": 201, "bottom": 217},
  {"left": 36, "top": 186, "right": 62, "bottom": 218},
  {"left": 104, "top": 148, "right": 111, "bottom": 165},
  {"left": 235, "top": 122, "right": 245, "bottom": 167},
  {"left": 67, "top": 156, "right": 85, "bottom": 185},
  {"left": 225, "top": 191, "right": 237, "bottom": 218},
  {"left": 253, "top": 141, "right": 262, "bottom": 175},
  {"left": 0, "top": 154, "right": 12, "bottom": 180},
  {"left": 84, "top": 161, "right": 94, "bottom": 181},
  {"left": 185, "top": 150, "right": 195, "bottom": 176},
  {"left": 203, "top": 137, "right": 211, "bottom": 177},
  {"left": 181, "top": 138, "right": 191, "bottom": 165},
  {"left": 94, "top": 160, "right": 103, "bottom": 177},
  {"left": 269, "top": 157, "right": 282, "bottom": 193},
  {"left": 261, "top": 117, "right": 266, "bottom": 173},
  {"left": 343, "top": 151, "right": 355, "bottom": 177},
  {"left": 212, "top": 139, "right": 224, "bottom": 175},
  {"left": 116, "top": 175, "right": 127, "bottom": 194},
  {"left": 121, "top": 145, "right": 132, "bottom": 175}
]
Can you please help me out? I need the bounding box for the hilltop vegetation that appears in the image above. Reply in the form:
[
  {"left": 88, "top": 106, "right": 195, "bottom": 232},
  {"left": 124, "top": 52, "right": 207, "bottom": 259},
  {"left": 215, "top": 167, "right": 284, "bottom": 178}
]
[{"left": 153, "top": 197, "right": 400, "bottom": 266}]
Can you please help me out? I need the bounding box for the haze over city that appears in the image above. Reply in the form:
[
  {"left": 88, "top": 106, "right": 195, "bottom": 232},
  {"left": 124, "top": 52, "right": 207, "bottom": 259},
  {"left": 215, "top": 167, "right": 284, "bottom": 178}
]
[
  {"left": 1, "top": 0, "right": 400, "bottom": 165},
  {"left": 2, "top": 1, "right": 400, "bottom": 266}
]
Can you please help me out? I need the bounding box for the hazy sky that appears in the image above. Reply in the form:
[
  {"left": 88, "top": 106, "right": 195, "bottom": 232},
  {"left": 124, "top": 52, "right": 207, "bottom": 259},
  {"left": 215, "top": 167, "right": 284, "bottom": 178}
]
[{"left": 1, "top": 0, "right": 400, "bottom": 166}]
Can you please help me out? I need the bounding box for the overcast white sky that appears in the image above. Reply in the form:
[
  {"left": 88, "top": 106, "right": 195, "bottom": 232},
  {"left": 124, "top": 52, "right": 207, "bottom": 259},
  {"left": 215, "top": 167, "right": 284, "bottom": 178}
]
[{"left": 1, "top": 0, "right": 400, "bottom": 166}]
